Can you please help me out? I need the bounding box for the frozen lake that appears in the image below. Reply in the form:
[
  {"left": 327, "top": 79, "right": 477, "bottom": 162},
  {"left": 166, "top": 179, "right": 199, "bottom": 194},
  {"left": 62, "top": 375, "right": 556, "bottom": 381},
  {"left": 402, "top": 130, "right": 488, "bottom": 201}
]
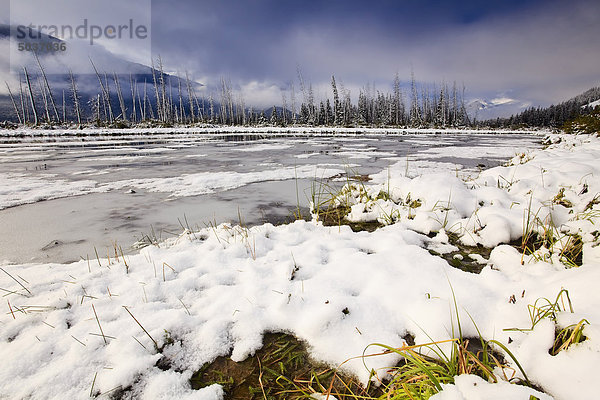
[{"left": 0, "top": 131, "right": 542, "bottom": 264}]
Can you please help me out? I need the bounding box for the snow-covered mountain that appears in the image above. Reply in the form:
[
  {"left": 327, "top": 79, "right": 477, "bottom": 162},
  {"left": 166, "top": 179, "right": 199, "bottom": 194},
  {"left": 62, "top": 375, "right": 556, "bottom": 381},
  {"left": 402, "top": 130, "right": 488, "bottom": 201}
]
[{"left": 467, "top": 97, "right": 531, "bottom": 120}]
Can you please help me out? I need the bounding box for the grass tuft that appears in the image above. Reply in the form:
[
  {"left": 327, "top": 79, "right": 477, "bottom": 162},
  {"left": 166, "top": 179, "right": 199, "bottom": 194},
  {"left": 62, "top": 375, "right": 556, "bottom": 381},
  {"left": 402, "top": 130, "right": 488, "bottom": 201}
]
[
  {"left": 505, "top": 288, "right": 588, "bottom": 356},
  {"left": 550, "top": 319, "right": 589, "bottom": 356}
]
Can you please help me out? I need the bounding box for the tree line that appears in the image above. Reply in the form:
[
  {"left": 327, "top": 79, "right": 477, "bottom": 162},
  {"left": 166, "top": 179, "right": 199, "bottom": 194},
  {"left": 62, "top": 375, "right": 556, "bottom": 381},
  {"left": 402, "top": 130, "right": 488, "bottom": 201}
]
[{"left": 4, "top": 56, "right": 475, "bottom": 128}]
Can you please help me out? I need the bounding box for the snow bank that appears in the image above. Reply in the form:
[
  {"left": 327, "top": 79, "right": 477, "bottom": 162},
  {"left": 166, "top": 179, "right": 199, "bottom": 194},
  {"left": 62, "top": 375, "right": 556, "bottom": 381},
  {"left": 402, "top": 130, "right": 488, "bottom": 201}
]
[
  {"left": 345, "top": 134, "right": 600, "bottom": 251},
  {"left": 1, "top": 133, "right": 599, "bottom": 399}
]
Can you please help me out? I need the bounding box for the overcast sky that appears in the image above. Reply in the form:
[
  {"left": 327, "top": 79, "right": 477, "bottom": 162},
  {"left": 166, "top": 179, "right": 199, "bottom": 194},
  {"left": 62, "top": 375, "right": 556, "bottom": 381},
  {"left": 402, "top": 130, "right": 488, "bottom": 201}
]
[
  {"left": 146, "top": 0, "right": 600, "bottom": 108},
  {"left": 2, "top": 0, "right": 599, "bottom": 110}
]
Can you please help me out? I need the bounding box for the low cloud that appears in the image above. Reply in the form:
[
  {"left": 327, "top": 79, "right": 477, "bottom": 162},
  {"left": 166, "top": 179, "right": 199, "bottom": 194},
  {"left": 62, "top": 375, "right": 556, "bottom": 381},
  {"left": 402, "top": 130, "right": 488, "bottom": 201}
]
[{"left": 150, "top": 0, "right": 599, "bottom": 107}]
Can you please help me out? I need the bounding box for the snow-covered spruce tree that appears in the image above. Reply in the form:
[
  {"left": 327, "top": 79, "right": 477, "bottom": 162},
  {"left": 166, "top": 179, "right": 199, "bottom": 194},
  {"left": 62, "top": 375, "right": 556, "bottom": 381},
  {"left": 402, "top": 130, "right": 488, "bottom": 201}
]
[
  {"left": 298, "top": 103, "right": 309, "bottom": 125},
  {"left": 392, "top": 72, "right": 404, "bottom": 126},
  {"left": 257, "top": 110, "right": 267, "bottom": 126},
  {"left": 358, "top": 90, "right": 368, "bottom": 125},
  {"left": 325, "top": 99, "right": 333, "bottom": 125},
  {"left": 409, "top": 70, "right": 421, "bottom": 127},
  {"left": 269, "top": 106, "right": 279, "bottom": 125},
  {"left": 331, "top": 75, "right": 341, "bottom": 126},
  {"left": 318, "top": 101, "right": 326, "bottom": 125}
]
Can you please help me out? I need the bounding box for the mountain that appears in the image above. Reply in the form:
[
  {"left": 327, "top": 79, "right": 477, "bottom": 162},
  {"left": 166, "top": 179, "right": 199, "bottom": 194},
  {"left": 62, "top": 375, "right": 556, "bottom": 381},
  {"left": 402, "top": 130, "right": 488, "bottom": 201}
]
[
  {"left": 483, "top": 87, "right": 600, "bottom": 128},
  {"left": 467, "top": 97, "right": 531, "bottom": 120}
]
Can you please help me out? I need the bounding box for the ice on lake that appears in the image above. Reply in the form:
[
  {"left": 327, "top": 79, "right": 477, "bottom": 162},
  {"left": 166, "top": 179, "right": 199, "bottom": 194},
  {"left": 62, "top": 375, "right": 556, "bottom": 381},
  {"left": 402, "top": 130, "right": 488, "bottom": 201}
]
[{"left": 0, "top": 131, "right": 541, "bottom": 264}]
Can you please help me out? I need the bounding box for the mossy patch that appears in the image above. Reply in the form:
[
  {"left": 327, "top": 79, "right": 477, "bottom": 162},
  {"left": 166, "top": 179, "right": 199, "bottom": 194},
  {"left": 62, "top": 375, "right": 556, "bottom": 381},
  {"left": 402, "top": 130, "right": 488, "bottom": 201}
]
[
  {"left": 190, "top": 332, "right": 383, "bottom": 399},
  {"left": 314, "top": 204, "right": 384, "bottom": 232},
  {"left": 429, "top": 232, "right": 492, "bottom": 274}
]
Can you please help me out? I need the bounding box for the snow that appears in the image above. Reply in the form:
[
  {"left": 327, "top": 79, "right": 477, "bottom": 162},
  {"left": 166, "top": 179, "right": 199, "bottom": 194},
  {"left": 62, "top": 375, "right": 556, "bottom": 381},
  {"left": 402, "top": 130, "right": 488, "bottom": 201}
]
[
  {"left": 347, "top": 135, "right": 600, "bottom": 249},
  {"left": 582, "top": 99, "right": 600, "bottom": 109},
  {"left": 431, "top": 374, "right": 552, "bottom": 400},
  {"left": 295, "top": 152, "right": 321, "bottom": 159},
  {"left": 332, "top": 150, "right": 398, "bottom": 159},
  {"left": 0, "top": 165, "right": 343, "bottom": 209},
  {"left": 1, "top": 132, "right": 599, "bottom": 399},
  {"left": 0, "top": 173, "right": 100, "bottom": 210},
  {"left": 230, "top": 143, "right": 292, "bottom": 152},
  {"left": 490, "top": 97, "right": 517, "bottom": 106},
  {"left": 104, "top": 165, "right": 344, "bottom": 198},
  {"left": 416, "top": 145, "right": 522, "bottom": 160}
]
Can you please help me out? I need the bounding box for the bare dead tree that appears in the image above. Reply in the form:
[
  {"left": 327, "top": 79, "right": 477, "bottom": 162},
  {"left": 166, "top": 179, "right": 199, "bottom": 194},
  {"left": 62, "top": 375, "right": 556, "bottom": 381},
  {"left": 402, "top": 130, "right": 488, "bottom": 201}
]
[
  {"left": 69, "top": 70, "right": 82, "bottom": 125},
  {"left": 145, "top": 78, "right": 156, "bottom": 120},
  {"left": 137, "top": 83, "right": 144, "bottom": 122},
  {"left": 219, "top": 77, "right": 227, "bottom": 124},
  {"left": 168, "top": 76, "right": 174, "bottom": 122},
  {"left": 23, "top": 67, "right": 38, "bottom": 125},
  {"left": 92, "top": 94, "right": 101, "bottom": 123},
  {"left": 281, "top": 91, "right": 288, "bottom": 126},
  {"left": 113, "top": 72, "right": 127, "bottom": 121},
  {"left": 150, "top": 59, "right": 161, "bottom": 121},
  {"left": 62, "top": 90, "right": 66, "bottom": 122},
  {"left": 103, "top": 72, "right": 113, "bottom": 123},
  {"left": 37, "top": 77, "right": 51, "bottom": 123},
  {"left": 185, "top": 72, "right": 195, "bottom": 122},
  {"left": 142, "top": 78, "right": 148, "bottom": 120},
  {"left": 297, "top": 66, "right": 308, "bottom": 120},
  {"left": 177, "top": 76, "right": 184, "bottom": 123},
  {"left": 239, "top": 93, "right": 246, "bottom": 125},
  {"left": 5, "top": 82, "right": 22, "bottom": 124},
  {"left": 193, "top": 91, "right": 203, "bottom": 122},
  {"left": 90, "top": 58, "right": 113, "bottom": 123},
  {"left": 34, "top": 52, "right": 60, "bottom": 122},
  {"left": 129, "top": 75, "right": 137, "bottom": 123},
  {"left": 290, "top": 82, "right": 296, "bottom": 124},
  {"left": 158, "top": 56, "right": 168, "bottom": 122},
  {"left": 227, "top": 79, "right": 234, "bottom": 124},
  {"left": 19, "top": 74, "right": 27, "bottom": 123}
]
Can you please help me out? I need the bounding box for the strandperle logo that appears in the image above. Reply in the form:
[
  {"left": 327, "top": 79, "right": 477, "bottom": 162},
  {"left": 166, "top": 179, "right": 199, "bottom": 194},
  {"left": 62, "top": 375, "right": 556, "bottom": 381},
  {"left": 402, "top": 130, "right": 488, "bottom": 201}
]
[
  {"left": 15, "top": 19, "right": 149, "bottom": 45},
  {"left": 9, "top": 0, "right": 152, "bottom": 74}
]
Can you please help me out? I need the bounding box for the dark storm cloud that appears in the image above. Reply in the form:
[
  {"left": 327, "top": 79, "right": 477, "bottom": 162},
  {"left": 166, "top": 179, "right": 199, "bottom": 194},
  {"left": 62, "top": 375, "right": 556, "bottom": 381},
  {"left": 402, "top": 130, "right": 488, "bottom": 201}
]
[
  {"left": 147, "top": 0, "right": 599, "bottom": 108},
  {"left": 4, "top": 0, "right": 596, "bottom": 107},
  {"left": 150, "top": 0, "right": 550, "bottom": 80}
]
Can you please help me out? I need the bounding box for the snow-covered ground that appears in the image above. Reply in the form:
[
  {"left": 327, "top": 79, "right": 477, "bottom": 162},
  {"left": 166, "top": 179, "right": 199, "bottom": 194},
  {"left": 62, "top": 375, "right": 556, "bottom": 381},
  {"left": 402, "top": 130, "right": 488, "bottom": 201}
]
[{"left": 1, "top": 132, "right": 598, "bottom": 399}]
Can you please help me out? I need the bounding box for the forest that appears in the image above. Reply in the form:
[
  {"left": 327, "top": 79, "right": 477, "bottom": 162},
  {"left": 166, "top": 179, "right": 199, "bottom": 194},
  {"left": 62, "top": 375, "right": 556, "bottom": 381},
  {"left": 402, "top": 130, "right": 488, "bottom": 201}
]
[
  {"left": 3, "top": 56, "right": 599, "bottom": 130},
  {"left": 482, "top": 87, "right": 600, "bottom": 129}
]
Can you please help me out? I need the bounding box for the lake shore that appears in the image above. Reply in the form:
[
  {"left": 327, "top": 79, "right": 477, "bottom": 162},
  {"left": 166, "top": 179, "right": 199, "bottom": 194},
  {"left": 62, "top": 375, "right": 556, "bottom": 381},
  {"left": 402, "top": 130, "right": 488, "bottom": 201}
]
[{"left": 1, "top": 132, "right": 598, "bottom": 399}]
